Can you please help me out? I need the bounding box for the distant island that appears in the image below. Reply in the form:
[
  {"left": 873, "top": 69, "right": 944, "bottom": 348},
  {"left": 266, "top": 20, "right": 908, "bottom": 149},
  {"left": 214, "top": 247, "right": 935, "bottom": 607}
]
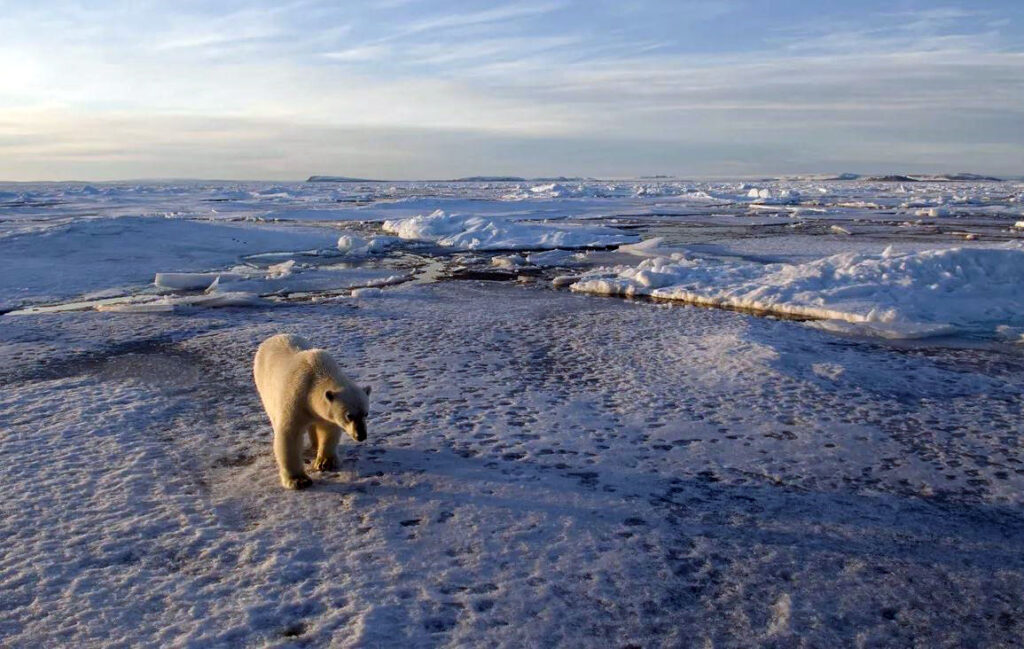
[
  {"left": 307, "top": 175, "right": 529, "bottom": 183},
  {"left": 306, "top": 175, "right": 588, "bottom": 183},
  {"left": 930, "top": 173, "right": 1004, "bottom": 182},
  {"left": 307, "top": 175, "right": 385, "bottom": 183},
  {"left": 864, "top": 173, "right": 1003, "bottom": 182},
  {"left": 451, "top": 176, "right": 526, "bottom": 182},
  {"left": 307, "top": 172, "right": 1005, "bottom": 184}
]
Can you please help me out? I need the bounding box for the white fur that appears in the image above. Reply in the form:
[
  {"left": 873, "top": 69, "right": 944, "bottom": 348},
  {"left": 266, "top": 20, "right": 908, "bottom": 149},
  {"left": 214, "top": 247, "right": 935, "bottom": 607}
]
[{"left": 253, "top": 334, "right": 370, "bottom": 490}]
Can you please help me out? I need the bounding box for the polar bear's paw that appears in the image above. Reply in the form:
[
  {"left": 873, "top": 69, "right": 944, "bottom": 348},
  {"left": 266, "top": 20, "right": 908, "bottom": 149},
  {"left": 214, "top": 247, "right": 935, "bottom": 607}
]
[
  {"left": 312, "top": 456, "right": 339, "bottom": 472},
  {"left": 281, "top": 473, "right": 313, "bottom": 490}
]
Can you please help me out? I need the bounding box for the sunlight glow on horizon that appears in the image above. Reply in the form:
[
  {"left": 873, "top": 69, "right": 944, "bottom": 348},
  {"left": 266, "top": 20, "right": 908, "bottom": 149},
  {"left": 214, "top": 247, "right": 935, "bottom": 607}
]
[{"left": 1, "top": 1, "right": 1022, "bottom": 180}]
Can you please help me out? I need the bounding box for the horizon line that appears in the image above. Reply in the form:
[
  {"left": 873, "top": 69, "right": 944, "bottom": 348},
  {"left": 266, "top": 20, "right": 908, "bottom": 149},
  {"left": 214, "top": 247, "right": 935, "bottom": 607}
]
[{"left": 0, "top": 171, "right": 1018, "bottom": 184}]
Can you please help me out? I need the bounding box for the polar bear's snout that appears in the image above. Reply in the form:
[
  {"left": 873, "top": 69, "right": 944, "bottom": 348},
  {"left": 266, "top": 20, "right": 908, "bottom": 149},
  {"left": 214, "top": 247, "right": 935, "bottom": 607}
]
[
  {"left": 328, "top": 389, "right": 370, "bottom": 442},
  {"left": 346, "top": 415, "right": 367, "bottom": 442}
]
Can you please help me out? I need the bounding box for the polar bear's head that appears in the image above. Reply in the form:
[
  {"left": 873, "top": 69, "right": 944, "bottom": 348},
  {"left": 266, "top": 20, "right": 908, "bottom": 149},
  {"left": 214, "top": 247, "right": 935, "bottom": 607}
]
[{"left": 323, "top": 384, "right": 371, "bottom": 442}]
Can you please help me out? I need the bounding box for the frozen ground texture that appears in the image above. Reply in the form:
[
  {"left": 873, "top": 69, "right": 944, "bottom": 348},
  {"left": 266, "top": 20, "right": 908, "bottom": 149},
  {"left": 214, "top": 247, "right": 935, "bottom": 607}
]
[
  {"left": 2, "top": 285, "right": 1023, "bottom": 648},
  {"left": 1, "top": 179, "right": 1024, "bottom": 647}
]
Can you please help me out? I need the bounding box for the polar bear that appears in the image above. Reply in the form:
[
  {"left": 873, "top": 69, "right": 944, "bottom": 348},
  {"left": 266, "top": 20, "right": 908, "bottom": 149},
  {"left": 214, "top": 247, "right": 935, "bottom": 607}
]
[{"left": 253, "top": 334, "right": 371, "bottom": 490}]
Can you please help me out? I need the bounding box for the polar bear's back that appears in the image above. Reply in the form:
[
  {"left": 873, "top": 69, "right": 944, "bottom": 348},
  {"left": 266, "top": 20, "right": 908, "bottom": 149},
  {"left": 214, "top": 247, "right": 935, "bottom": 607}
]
[
  {"left": 253, "top": 334, "right": 317, "bottom": 426},
  {"left": 257, "top": 333, "right": 311, "bottom": 360},
  {"left": 254, "top": 333, "right": 311, "bottom": 379}
]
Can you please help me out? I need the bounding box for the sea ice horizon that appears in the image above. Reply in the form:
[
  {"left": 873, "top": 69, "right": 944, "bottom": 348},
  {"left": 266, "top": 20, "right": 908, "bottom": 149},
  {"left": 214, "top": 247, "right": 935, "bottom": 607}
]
[{"left": 2, "top": 177, "right": 1022, "bottom": 341}]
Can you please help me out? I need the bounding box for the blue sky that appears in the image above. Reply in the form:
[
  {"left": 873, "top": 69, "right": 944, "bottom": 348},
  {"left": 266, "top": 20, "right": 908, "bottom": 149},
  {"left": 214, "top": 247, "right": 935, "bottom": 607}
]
[{"left": 1, "top": 0, "right": 1022, "bottom": 180}]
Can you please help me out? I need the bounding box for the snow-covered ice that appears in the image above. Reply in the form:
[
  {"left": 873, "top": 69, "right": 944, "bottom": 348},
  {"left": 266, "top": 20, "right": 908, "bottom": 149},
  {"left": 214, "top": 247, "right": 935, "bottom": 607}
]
[
  {"left": 382, "top": 209, "right": 637, "bottom": 250},
  {"left": 570, "top": 244, "right": 1024, "bottom": 338},
  {"left": 337, "top": 234, "right": 402, "bottom": 256},
  {"left": 2, "top": 178, "right": 1023, "bottom": 647}
]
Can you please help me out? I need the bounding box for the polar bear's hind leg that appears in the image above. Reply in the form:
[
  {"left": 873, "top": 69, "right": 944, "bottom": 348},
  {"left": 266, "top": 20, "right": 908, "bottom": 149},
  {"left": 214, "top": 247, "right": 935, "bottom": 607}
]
[
  {"left": 311, "top": 424, "right": 341, "bottom": 472},
  {"left": 307, "top": 425, "right": 317, "bottom": 457}
]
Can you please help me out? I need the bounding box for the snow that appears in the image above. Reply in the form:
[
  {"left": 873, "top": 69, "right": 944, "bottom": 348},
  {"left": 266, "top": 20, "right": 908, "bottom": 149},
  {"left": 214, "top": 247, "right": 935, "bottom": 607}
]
[
  {"left": 490, "top": 254, "right": 526, "bottom": 269},
  {"left": 2, "top": 178, "right": 1024, "bottom": 648},
  {"left": 917, "top": 207, "right": 953, "bottom": 218},
  {"left": 337, "top": 234, "right": 402, "bottom": 255},
  {"left": 525, "top": 249, "right": 584, "bottom": 267},
  {"left": 350, "top": 287, "right": 384, "bottom": 298},
  {"left": 382, "top": 209, "right": 637, "bottom": 251},
  {"left": 3, "top": 283, "right": 1023, "bottom": 648},
  {"left": 616, "top": 236, "right": 670, "bottom": 257},
  {"left": 570, "top": 244, "right": 1024, "bottom": 339},
  {"left": 747, "top": 187, "right": 801, "bottom": 205}
]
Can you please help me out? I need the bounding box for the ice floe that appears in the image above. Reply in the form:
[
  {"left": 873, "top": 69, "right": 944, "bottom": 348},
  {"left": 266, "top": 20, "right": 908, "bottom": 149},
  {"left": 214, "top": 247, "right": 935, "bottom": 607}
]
[
  {"left": 382, "top": 209, "right": 637, "bottom": 250},
  {"left": 570, "top": 244, "right": 1024, "bottom": 338},
  {"left": 525, "top": 248, "right": 586, "bottom": 266},
  {"left": 154, "top": 272, "right": 244, "bottom": 291},
  {"left": 97, "top": 291, "right": 267, "bottom": 312}
]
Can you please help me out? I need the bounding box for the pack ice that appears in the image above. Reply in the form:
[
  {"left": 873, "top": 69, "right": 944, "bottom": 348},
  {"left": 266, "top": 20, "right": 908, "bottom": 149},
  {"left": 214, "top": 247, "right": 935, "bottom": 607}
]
[{"left": 570, "top": 243, "right": 1024, "bottom": 339}]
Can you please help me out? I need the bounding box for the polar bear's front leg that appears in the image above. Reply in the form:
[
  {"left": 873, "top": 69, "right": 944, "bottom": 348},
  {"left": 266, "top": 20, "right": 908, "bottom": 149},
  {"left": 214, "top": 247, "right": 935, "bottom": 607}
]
[
  {"left": 311, "top": 424, "right": 342, "bottom": 472},
  {"left": 274, "top": 423, "right": 311, "bottom": 490}
]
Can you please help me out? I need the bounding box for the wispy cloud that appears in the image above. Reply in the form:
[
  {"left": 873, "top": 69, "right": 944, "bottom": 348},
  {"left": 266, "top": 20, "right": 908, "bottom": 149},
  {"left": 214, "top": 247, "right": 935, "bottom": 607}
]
[
  {"left": 392, "top": 2, "right": 567, "bottom": 37},
  {"left": 0, "top": 1, "right": 1022, "bottom": 179},
  {"left": 322, "top": 44, "right": 392, "bottom": 62},
  {"left": 154, "top": 28, "right": 283, "bottom": 53},
  {"left": 405, "top": 35, "right": 580, "bottom": 65},
  {"left": 769, "top": 5, "right": 999, "bottom": 55}
]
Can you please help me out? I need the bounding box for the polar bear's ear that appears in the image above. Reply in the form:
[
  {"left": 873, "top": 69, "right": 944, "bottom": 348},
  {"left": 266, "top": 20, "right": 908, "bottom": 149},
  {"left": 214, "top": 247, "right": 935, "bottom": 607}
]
[{"left": 363, "top": 385, "right": 372, "bottom": 397}]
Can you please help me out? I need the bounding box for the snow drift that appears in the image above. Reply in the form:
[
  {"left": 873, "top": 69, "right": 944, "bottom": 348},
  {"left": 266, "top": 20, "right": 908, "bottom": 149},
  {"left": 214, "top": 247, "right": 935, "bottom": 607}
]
[{"left": 570, "top": 245, "right": 1024, "bottom": 338}]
